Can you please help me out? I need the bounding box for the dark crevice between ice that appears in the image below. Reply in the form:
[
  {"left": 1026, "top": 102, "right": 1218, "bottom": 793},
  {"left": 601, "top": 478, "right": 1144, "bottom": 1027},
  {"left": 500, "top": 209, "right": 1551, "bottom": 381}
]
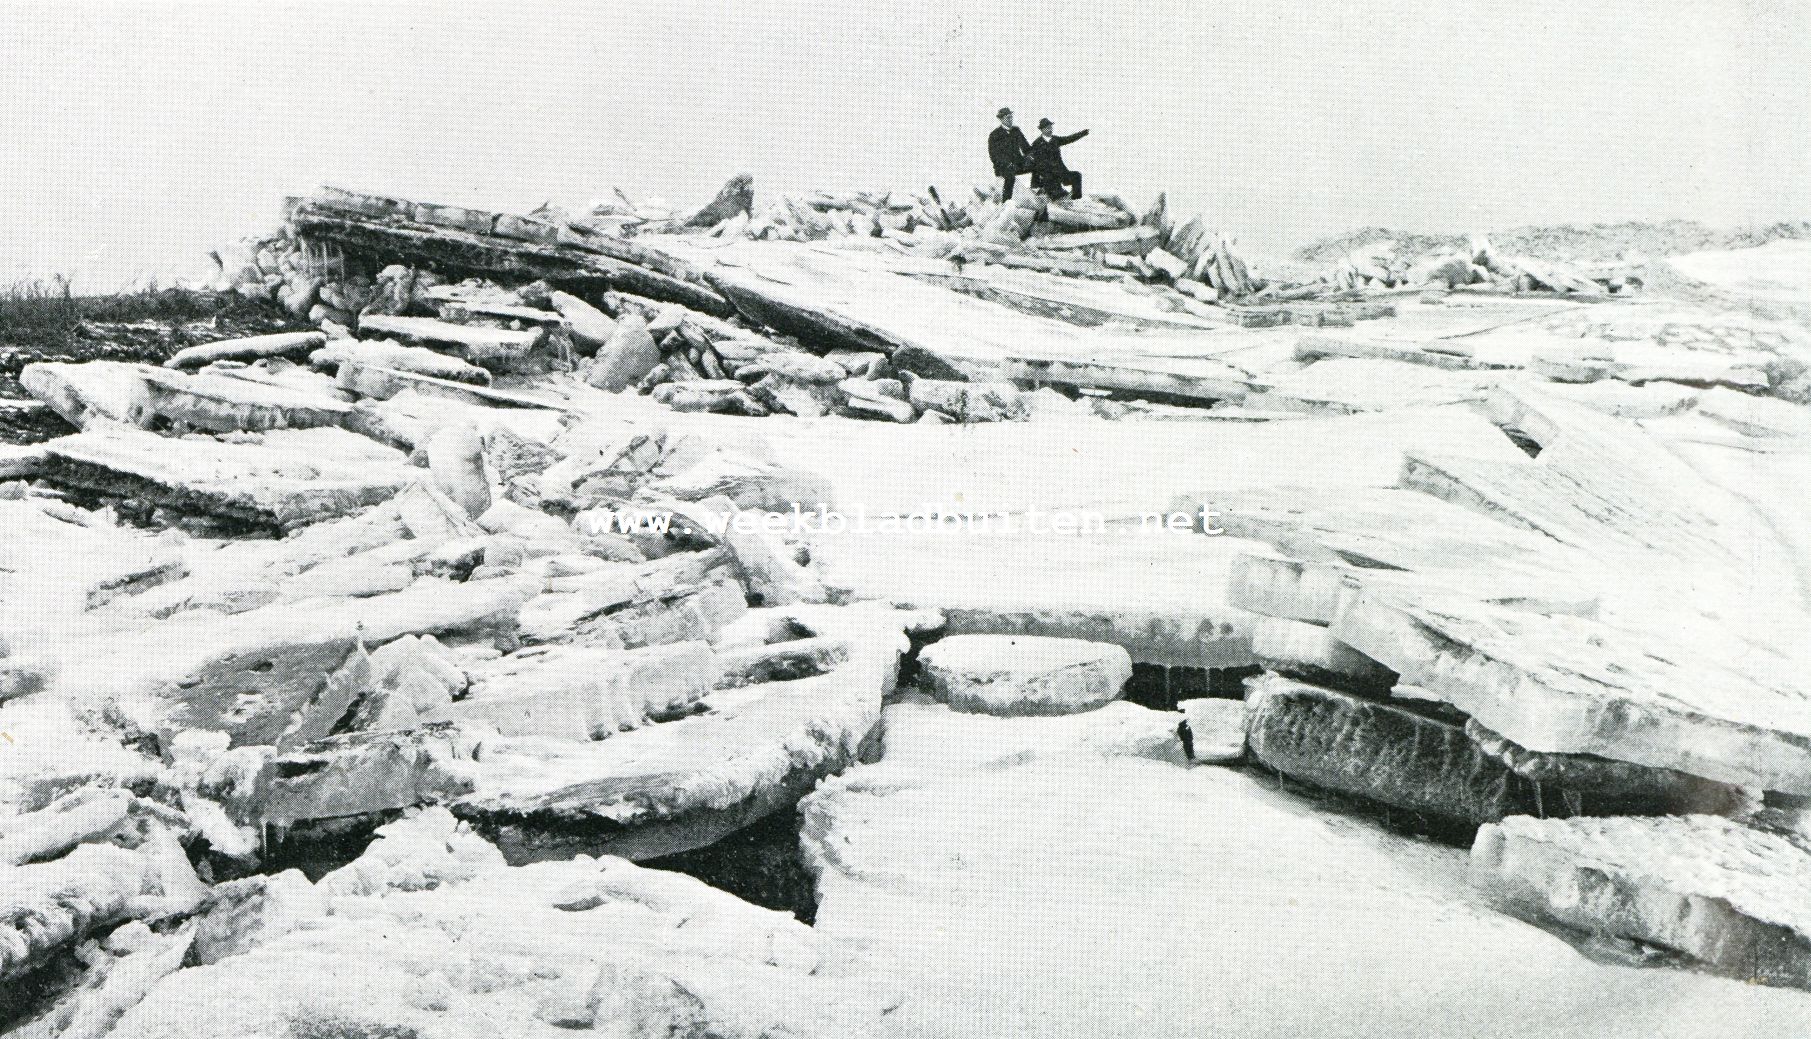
[
  {"left": 0, "top": 948, "right": 88, "bottom": 1034},
  {"left": 1123, "top": 663, "right": 1258, "bottom": 711},
  {"left": 1498, "top": 424, "right": 1544, "bottom": 458},
  {"left": 237, "top": 811, "right": 403, "bottom": 884},
  {"left": 643, "top": 809, "right": 819, "bottom": 924}
]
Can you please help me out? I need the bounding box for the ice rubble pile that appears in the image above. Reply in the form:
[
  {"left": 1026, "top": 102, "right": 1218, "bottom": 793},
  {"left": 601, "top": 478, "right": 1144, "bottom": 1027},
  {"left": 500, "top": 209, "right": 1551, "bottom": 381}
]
[{"left": 4, "top": 176, "right": 1811, "bottom": 1034}]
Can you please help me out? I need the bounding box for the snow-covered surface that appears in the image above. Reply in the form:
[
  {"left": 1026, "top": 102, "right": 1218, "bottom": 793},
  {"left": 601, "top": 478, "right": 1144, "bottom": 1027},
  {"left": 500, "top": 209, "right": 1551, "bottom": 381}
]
[
  {"left": 1667, "top": 240, "right": 1811, "bottom": 305},
  {"left": 801, "top": 703, "right": 1811, "bottom": 1037},
  {"left": 1255, "top": 356, "right": 1511, "bottom": 411},
  {"left": 554, "top": 386, "right": 1526, "bottom": 518},
  {"left": 111, "top": 810, "right": 895, "bottom": 1039}
]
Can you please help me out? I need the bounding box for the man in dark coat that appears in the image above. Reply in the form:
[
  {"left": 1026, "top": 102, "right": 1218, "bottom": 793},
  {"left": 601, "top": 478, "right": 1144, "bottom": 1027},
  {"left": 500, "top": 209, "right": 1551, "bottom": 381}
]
[
  {"left": 987, "top": 107, "right": 1032, "bottom": 201},
  {"left": 1028, "top": 117, "right": 1089, "bottom": 200}
]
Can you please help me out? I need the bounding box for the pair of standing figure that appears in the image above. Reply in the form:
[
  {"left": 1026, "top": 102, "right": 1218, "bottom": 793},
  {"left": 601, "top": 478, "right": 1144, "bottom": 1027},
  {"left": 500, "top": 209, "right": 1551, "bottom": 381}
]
[{"left": 988, "top": 107, "right": 1089, "bottom": 202}]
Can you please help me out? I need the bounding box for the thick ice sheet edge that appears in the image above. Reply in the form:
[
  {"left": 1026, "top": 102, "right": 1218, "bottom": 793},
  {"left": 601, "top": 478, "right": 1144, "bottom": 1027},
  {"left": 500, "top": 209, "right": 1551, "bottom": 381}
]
[
  {"left": 34, "top": 425, "right": 416, "bottom": 531},
  {"left": 1472, "top": 814, "right": 1811, "bottom": 990},
  {"left": 1336, "top": 591, "right": 1811, "bottom": 796},
  {"left": 1209, "top": 391, "right": 1811, "bottom": 797},
  {"left": 1233, "top": 551, "right": 1811, "bottom": 797}
]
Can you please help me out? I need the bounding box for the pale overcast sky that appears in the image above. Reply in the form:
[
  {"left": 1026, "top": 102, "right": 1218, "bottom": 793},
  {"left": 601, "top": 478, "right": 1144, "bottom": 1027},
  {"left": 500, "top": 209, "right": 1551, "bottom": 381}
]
[{"left": 2, "top": 0, "right": 1807, "bottom": 288}]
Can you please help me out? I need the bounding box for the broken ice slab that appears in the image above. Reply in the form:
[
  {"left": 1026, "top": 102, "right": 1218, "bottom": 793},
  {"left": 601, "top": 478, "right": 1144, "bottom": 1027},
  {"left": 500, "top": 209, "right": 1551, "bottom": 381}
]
[
  {"left": 1689, "top": 385, "right": 1811, "bottom": 439},
  {"left": 1435, "top": 385, "right": 1788, "bottom": 575},
  {"left": 163, "top": 331, "right": 326, "bottom": 371},
  {"left": 1042, "top": 198, "right": 1135, "bottom": 231},
  {"left": 1251, "top": 356, "right": 1507, "bottom": 414},
  {"left": 918, "top": 634, "right": 1131, "bottom": 717},
  {"left": 19, "top": 360, "right": 154, "bottom": 428},
  {"left": 258, "top": 722, "right": 480, "bottom": 825},
  {"left": 1244, "top": 673, "right": 1535, "bottom": 829},
  {"left": 336, "top": 361, "right": 567, "bottom": 410},
  {"left": 136, "top": 368, "right": 354, "bottom": 433},
  {"left": 668, "top": 237, "right": 1256, "bottom": 399},
  {"left": 711, "top": 635, "right": 850, "bottom": 689},
  {"left": 705, "top": 265, "right": 909, "bottom": 357},
  {"left": 17, "top": 917, "right": 196, "bottom": 1039},
  {"left": 1249, "top": 615, "right": 1397, "bottom": 695},
  {"left": 34, "top": 425, "right": 415, "bottom": 531},
  {"left": 574, "top": 570, "right": 749, "bottom": 650},
  {"left": 513, "top": 548, "right": 744, "bottom": 645},
  {"left": 1527, "top": 338, "right": 1773, "bottom": 391},
  {"left": 185, "top": 870, "right": 325, "bottom": 966},
  {"left": 1333, "top": 590, "right": 1811, "bottom": 795},
  {"left": 456, "top": 664, "right": 880, "bottom": 862},
  {"left": 1401, "top": 448, "right": 1749, "bottom": 567},
  {"left": 338, "top": 633, "right": 469, "bottom": 733},
  {"left": 809, "top": 526, "right": 1257, "bottom": 667},
  {"left": 0, "top": 443, "right": 46, "bottom": 482},
  {"left": 75, "top": 575, "right": 537, "bottom": 747},
  {"left": 1471, "top": 814, "right": 1811, "bottom": 990},
  {"left": 1226, "top": 551, "right": 1599, "bottom": 628},
  {"left": 288, "top": 197, "right": 735, "bottom": 316},
  {"left": 1295, "top": 334, "right": 1522, "bottom": 371},
  {"left": 311, "top": 337, "right": 493, "bottom": 386},
  {"left": 1463, "top": 719, "right": 1743, "bottom": 816},
  {"left": 976, "top": 354, "right": 1254, "bottom": 403},
  {"left": 911, "top": 269, "right": 1223, "bottom": 334},
  {"left": 82, "top": 484, "right": 482, "bottom": 623},
  {"left": 1208, "top": 485, "right": 1586, "bottom": 586},
  {"left": 0, "top": 788, "right": 133, "bottom": 867},
  {"left": 356, "top": 314, "right": 547, "bottom": 373},
  {"left": 1028, "top": 225, "right": 1163, "bottom": 254},
  {"left": 435, "top": 641, "right": 718, "bottom": 741},
  {"left": 454, "top": 605, "right": 917, "bottom": 863},
  {"left": 0, "top": 843, "right": 167, "bottom": 980}
]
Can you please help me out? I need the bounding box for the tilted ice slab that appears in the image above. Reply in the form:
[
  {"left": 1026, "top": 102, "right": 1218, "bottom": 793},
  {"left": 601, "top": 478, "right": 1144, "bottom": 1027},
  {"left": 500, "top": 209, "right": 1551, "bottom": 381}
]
[
  {"left": 1218, "top": 385, "right": 1811, "bottom": 793},
  {"left": 656, "top": 238, "right": 1261, "bottom": 397},
  {"left": 19, "top": 360, "right": 153, "bottom": 428},
  {"left": 801, "top": 702, "right": 1811, "bottom": 1037},
  {"left": 454, "top": 604, "right": 922, "bottom": 862}
]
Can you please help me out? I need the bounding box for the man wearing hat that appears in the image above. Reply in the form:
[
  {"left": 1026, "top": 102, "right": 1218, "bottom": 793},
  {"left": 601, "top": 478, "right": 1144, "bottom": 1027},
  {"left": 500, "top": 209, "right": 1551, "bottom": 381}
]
[
  {"left": 1028, "top": 117, "right": 1090, "bottom": 200},
  {"left": 987, "top": 107, "right": 1032, "bottom": 201}
]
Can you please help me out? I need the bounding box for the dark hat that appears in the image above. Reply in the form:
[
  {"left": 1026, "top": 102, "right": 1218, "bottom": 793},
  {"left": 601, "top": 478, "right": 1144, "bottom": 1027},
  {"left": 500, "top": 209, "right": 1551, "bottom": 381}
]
[
  {"left": 996, "top": 107, "right": 1012, "bottom": 119},
  {"left": 1038, "top": 117, "right": 1053, "bottom": 129}
]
